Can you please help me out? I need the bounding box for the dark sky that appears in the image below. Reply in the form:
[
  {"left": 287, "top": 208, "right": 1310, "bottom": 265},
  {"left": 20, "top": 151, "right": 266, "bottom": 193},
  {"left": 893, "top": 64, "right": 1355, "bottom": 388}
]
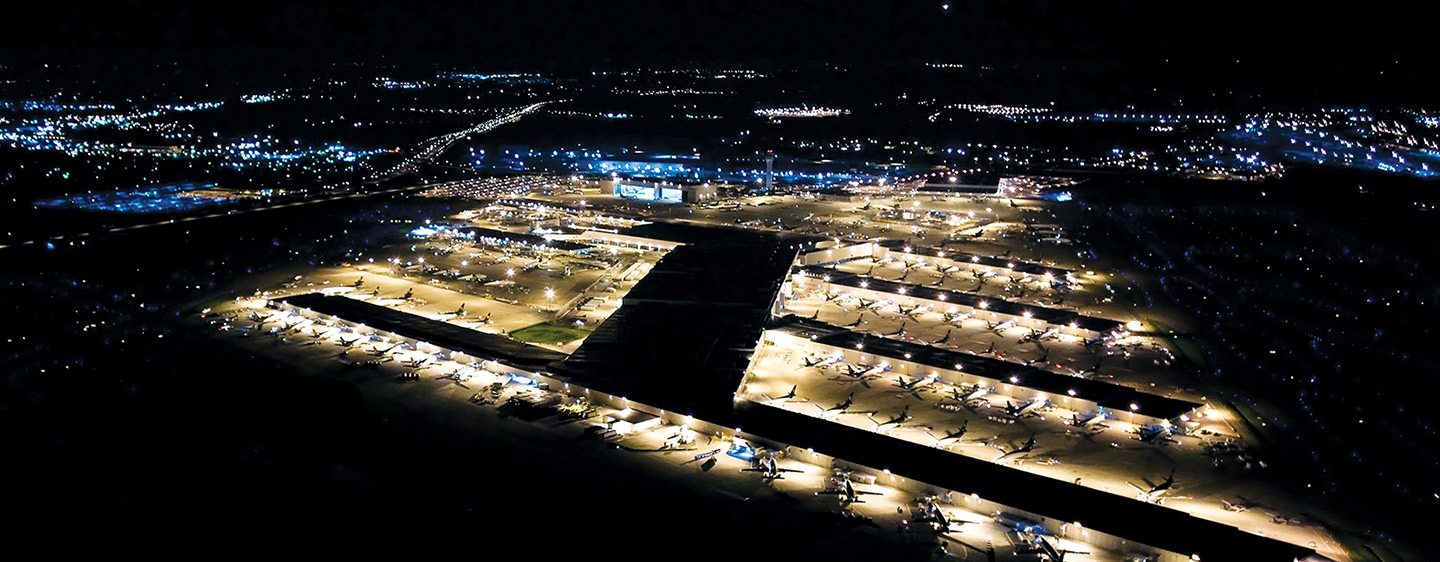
[
  {"left": 0, "top": 2, "right": 1423, "bottom": 65},
  {"left": 0, "top": 1, "right": 1428, "bottom": 101}
]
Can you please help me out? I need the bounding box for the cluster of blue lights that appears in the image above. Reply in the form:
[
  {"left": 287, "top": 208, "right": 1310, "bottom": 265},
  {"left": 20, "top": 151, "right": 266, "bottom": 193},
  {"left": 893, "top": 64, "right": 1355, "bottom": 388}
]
[
  {"left": 1, "top": 101, "right": 383, "bottom": 173},
  {"left": 240, "top": 93, "right": 290, "bottom": 104},
  {"left": 475, "top": 148, "right": 904, "bottom": 186},
  {"left": 374, "top": 78, "right": 427, "bottom": 90},
  {"left": 164, "top": 101, "right": 224, "bottom": 112},
  {"left": 719, "top": 166, "right": 893, "bottom": 186},
  {"left": 441, "top": 72, "right": 549, "bottom": 84},
  {"left": 549, "top": 110, "right": 636, "bottom": 120},
  {"left": 33, "top": 182, "right": 235, "bottom": 214},
  {"left": 0, "top": 100, "right": 117, "bottom": 112},
  {"left": 224, "top": 142, "right": 380, "bottom": 166},
  {"left": 1230, "top": 120, "right": 1438, "bottom": 178},
  {"left": 754, "top": 106, "right": 848, "bottom": 119},
  {"left": 586, "top": 160, "right": 693, "bottom": 177},
  {"left": 1012, "top": 112, "right": 1227, "bottom": 125},
  {"left": 1176, "top": 150, "right": 1272, "bottom": 173}
]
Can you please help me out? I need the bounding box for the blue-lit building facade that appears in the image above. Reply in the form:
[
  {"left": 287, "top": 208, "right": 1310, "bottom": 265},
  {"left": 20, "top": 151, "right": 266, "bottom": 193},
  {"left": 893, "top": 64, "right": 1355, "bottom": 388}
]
[
  {"left": 472, "top": 147, "right": 912, "bottom": 191},
  {"left": 598, "top": 177, "right": 717, "bottom": 204}
]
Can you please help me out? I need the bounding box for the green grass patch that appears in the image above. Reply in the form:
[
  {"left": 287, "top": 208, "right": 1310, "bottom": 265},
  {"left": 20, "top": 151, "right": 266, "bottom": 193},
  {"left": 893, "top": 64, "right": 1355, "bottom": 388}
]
[{"left": 510, "top": 322, "right": 591, "bottom": 345}]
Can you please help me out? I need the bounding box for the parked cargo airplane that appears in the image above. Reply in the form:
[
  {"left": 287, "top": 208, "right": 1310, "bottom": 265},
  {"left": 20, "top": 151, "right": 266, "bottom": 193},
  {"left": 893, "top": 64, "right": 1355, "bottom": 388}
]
[{"left": 816, "top": 472, "right": 882, "bottom": 504}]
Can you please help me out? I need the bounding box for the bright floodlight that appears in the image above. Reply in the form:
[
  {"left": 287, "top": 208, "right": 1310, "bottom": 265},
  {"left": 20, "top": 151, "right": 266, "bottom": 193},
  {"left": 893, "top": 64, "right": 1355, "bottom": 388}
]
[{"left": 1126, "top": 320, "right": 1144, "bottom": 331}]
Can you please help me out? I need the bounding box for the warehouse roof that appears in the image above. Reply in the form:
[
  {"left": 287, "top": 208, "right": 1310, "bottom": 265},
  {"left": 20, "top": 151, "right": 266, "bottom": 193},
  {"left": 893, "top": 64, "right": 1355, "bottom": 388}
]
[{"left": 552, "top": 236, "right": 797, "bottom": 423}]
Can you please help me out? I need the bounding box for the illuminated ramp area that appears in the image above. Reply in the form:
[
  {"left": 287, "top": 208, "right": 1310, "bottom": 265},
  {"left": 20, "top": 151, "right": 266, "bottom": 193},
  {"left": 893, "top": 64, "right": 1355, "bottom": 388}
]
[
  {"left": 552, "top": 239, "right": 798, "bottom": 423},
  {"left": 773, "top": 315, "right": 1202, "bottom": 422},
  {"left": 456, "top": 226, "right": 594, "bottom": 253},
  {"left": 873, "top": 239, "right": 1074, "bottom": 278},
  {"left": 276, "top": 293, "right": 567, "bottom": 371},
  {"left": 732, "top": 401, "right": 1317, "bottom": 562},
  {"left": 798, "top": 265, "right": 1123, "bottom": 333}
]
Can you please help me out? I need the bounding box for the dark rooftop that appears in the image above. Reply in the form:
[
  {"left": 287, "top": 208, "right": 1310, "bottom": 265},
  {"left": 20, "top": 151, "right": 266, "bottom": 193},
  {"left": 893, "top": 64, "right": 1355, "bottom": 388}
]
[
  {"left": 625, "top": 245, "right": 797, "bottom": 307},
  {"left": 552, "top": 235, "right": 797, "bottom": 423},
  {"left": 277, "top": 293, "right": 567, "bottom": 372},
  {"left": 773, "top": 315, "right": 1202, "bottom": 421},
  {"left": 556, "top": 301, "right": 761, "bottom": 422},
  {"left": 620, "top": 220, "right": 827, "bottom": 249},
  {"left": 916, "top": 182, "right": 1000, "bottom": 195},
  {"left": 734, "top": 401, "right": 1314, "bottom": 562}
]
